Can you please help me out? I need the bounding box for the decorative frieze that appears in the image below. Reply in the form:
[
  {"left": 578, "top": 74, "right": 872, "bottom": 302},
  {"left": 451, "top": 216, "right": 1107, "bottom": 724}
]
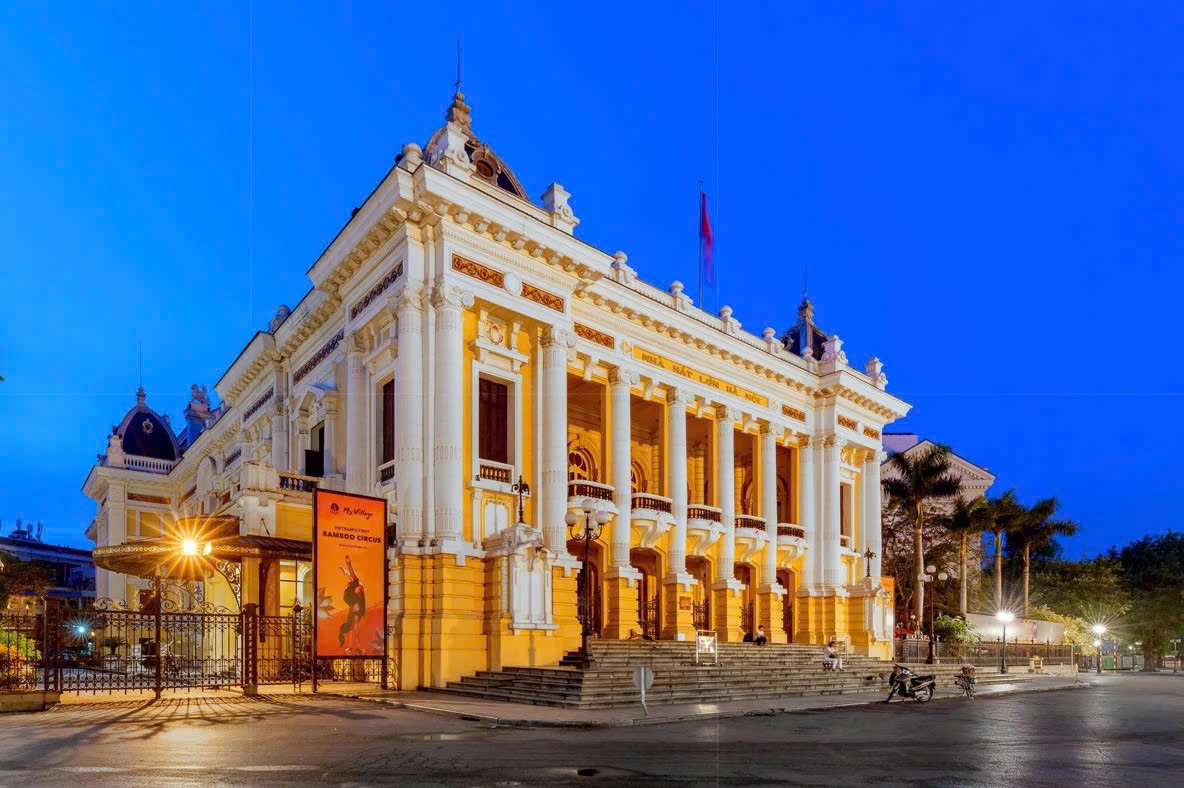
[
  {"left": 224, "top": 447, "right": 242, "bottom": 467},
  {"left": 293, "top": 329, "right": 345, "bottom": 384},
  {"left": 838, "top": 415, "right": 858, "bottom": 431},
  {"left": 574, "top": 323, "right": 613, "bottom": 349},
  {"left": 127, "top": 492, "right": 170, "bottom": 505},
  {"left": 452, "top": 254, "right": 504, "bottom": 287},
  {"left": 863, "top": 426, "right": 880, "bottom": 439},
  {"left": 632, "top": 345, "right": 768, "bottom": 407},
  {"left": 241, "top": 388, "right": 274, "bottom": 424},
  {"left": 781, "top": 404, "right": 806, "bottom": 422},
  {"left": 350, "top": 262, "right": 403, "bottom": 320},
  {"left": 522, "top": 282, "right": 565, "bottom": 313}
]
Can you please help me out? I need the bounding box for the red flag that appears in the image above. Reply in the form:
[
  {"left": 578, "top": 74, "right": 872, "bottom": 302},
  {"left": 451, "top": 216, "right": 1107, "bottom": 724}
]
[{"left": 699, "top": 191, "right": 715, "bottom": 287}]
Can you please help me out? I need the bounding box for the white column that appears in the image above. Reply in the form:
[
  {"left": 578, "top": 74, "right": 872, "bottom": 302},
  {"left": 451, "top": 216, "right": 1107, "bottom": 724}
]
[
  {"left": 270, "top": 404, "right": 289, "bottom": 473},
  {"left": 760, "top": 424, "right": 779, "bottom": 588},
  {"left": 665, "top": 388, "right": 691, "bottom": 578},
  {"left": 863, "top": 450, "right": 884, "bottom": 580},
  {"left": 715, "top": 408, "right": 737, "bottom": 580},
  {"left": 322, "top": 392, "right": 339, "bottom": 478},
  {"left": 432, "top": 287, "right": 469, "bottom": 544},
  {"left": 394, "top": 289, "right": 425, "bottom": 545},
  {"left": 822, "top": 438, "right": 842, "bottom": 588},
  {"left": 608, "top": 367, "right": 635, "bottom": 568},
  {"left": 540, "top": 326, "right": 570, "bottom": 553},
  {"left": 345, "top": 344, "right": 368, "bottom": 493},
  {"left": 798, "top": 439, "right": 816, "bottom": 589}
]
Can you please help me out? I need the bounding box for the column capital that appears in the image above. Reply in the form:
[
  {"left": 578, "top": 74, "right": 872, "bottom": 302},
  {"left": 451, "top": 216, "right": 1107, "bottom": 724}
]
[
  {"left": 715, "top": 404, "right": 741, "bottom": 423},
  {"left": 390, "top": 286, "right": 425, "bottom": 316},
  {"left": 430, "top": 284, "right": 474, "bottom": 310},
  {"left": 608, "top": 366, "right": 639, "bottom": 387},
  {"left": 666, "top": 385, "right": 695, "bottom": 406},
  {"left": 541, "top": 324, "right": 575, "bottom": 348}
]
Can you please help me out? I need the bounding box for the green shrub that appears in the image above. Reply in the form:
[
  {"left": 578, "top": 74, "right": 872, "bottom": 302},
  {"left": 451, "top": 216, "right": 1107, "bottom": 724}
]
[{"left": 933, "top": 614, "right": 980, "bottom": 644}]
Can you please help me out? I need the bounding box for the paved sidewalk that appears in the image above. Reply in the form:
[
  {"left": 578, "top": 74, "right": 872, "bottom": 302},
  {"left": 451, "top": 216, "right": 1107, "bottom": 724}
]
[{"left": 326, "top": 675, "right": 1087, "bottom": 728}]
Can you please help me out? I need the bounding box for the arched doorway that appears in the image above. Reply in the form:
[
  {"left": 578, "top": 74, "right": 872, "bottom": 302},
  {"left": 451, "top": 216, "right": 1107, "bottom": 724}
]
[
  {"left": 777, "top": 569, "right": 796, "bottom": 642},
  {"left": 630, "top": 547, "right": 663, "bottom": 639},
  {"left": 734, "top": 563, "right": 756, "bottom": 637},
  {"left": 567, "top": 538, "right": 605, "bottom": 638},
  {"left": 687, "top": 556, "right": 712, "bottom": 631}
]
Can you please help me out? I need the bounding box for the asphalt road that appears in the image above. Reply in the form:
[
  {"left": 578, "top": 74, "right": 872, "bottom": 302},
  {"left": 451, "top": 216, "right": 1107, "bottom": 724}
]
[{"left": 0, "top": 674, "right": 1180, "bottom": 787}]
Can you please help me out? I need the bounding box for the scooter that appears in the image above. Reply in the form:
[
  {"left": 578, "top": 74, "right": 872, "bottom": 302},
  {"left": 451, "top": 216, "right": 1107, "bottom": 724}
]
[{"left": 885, "top": 663, "right": 936, "bottom": 703}]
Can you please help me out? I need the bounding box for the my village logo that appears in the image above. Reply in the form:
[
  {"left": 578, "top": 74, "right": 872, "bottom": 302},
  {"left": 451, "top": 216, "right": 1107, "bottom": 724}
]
[{"left": 328, "top": 501, "right": 375, "bottom": 520}]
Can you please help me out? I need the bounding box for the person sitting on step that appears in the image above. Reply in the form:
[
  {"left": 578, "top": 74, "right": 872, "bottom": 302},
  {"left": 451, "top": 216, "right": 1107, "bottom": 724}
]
[
  {"left": 754, "top": 625, "right": 768, "bottom": 645},
  {"left": 823, "top": 640, "right": 844, "bottom": 671}
]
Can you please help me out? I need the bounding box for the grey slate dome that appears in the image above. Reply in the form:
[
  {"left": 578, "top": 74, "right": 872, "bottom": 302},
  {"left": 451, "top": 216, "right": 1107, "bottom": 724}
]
[{"left": 113, "top": 387, "right": 180, "bottom": 461}]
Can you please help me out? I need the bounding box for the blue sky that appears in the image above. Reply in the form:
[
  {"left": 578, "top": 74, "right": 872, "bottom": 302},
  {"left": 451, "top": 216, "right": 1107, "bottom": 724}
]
[{"left": 2, "top": 2, "right": 1180, "bottom": 556}]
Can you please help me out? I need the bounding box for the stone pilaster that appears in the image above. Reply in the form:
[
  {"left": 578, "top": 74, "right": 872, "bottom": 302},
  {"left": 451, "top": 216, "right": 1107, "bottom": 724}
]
[
  {"left": 757, "top": 423, "right": 787, "bottom": 642},
  {"left": 432, "top": 286, "right": 470, "bottom": 546},
  {"left": 345, "top": 341, "right": 368, "bottom": 493},
  {"left": 712, "top": 406, "right": 744, "bottom": 641},
  {"left": 603, "top": 366, "right": 640, "bottom": 639},
  {"left": 863, "top": 450, "right": 884, "bottom": 581},
  {"left": 322, "top": 391, "right": 339, "bottom": 479},
  {"left": 662, "top": 387, "right": 696, "bottom": 640},
  {"left": 540, "top": 326, "right": 570, "bottom": 554},
  {"left": 822, "top": 438, "right": 842, "bottom": 588},
  {"left": 394, "top": 288, "right": 425, "bottom": 548}
]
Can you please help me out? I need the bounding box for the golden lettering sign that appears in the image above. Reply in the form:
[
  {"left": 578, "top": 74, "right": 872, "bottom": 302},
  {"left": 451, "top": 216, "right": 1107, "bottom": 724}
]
[{"left": 631, "top": 346, "right": 768, "bottom": 407}]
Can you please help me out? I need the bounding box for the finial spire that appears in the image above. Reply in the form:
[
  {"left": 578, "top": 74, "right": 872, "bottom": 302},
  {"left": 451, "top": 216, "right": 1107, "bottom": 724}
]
[{"left": 456, "top": 33, "right": 463, "bottom": 94}]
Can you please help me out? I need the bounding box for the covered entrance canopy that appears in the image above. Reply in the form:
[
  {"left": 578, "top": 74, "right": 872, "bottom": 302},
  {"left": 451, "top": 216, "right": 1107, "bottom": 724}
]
[{"left": 92, "top": 516, "right": 311, "bottom": 580}]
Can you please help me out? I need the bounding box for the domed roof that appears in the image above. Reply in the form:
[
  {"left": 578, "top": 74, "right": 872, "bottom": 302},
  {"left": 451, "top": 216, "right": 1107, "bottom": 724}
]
[
  {"left": 113, "top": 387, "right": 180, "bottom": 462},
  {"left": 423, "top": 91, "right": 529, "bottom": 201}
]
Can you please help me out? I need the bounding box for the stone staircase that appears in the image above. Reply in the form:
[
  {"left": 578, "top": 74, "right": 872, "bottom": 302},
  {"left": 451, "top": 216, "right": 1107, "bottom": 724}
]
[{"left": 428, "top": 640, "right": 1030, "bottom": 709}]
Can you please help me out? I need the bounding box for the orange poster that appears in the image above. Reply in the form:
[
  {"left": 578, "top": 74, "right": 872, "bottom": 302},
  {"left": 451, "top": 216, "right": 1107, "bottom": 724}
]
[{"left": 314, "top": 489, "right": 386, "bottom": 658}]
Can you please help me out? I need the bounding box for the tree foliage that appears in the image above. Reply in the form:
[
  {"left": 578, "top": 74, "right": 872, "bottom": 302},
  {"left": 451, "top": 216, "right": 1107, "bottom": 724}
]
[
  {"left": 1110, "top": 531, "right": 1184, "bottom": 667},
  {"left": 933, "top": 613, "right": 979, "bottom": 643},
  {"left": 0, "top": 551, "right": 54, "bottom": 608}
]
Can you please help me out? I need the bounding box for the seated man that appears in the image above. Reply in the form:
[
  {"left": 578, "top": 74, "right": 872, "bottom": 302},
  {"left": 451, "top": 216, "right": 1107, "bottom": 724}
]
[
  {"left": 823, "top": 640, "right": 844, "bottom": 671},
  {"left": 754, "top": 625, "right": 768, "bottom": 645}
]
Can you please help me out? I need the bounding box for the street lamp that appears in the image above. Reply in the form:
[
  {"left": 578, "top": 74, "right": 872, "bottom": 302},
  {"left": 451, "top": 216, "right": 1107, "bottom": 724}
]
[
  {"left": 996, "top": 610, "right": 1015, "bottom": 674},
  {"left": 564, "top": 498, "right": 610, "bottom": 668},
  {"left": 1092, "top": 624, "right": 1106, "bottom": 675},
  {"left": 923, "top": 564, "right": 949, "bottom": 665}
]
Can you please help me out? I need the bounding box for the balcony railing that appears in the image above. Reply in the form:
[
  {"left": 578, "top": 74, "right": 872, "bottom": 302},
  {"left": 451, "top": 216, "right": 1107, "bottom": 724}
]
[
  {"left": 278, "top": 472, "right": 319, "bottom": 494},
  {"left": 687, "top": 504, "right": 722, "bottom": 523},
  {"left": 377, "top": 460, "right": 395, "bottom": 484},
  {"left": 123, "top": 456, "right": 177, "bottom": 474},
  {"left": 736, "top": 514, "right": 766, "bottom": 530},
  {"left": 632, "top": 493, "right": 673, "bottom": 514},
  {"left": 568, "top": 479, "right": 614, "bottom": 502},
  {"left": 476, "top": 459, "right": 514, "bottom": 484},
  {"left": 777, "top": 524, "right": 806, "bottom": 539}
]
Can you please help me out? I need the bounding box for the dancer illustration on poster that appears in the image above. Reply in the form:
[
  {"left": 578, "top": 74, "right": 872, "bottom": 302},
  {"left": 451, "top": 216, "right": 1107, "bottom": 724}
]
[{"left": 338, "top": 554, "right": 366, "bottom": 652}]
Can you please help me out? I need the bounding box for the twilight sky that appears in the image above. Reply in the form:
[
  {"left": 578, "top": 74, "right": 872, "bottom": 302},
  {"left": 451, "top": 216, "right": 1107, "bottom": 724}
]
[{"left": 1, "top": 2, "right": 1180, "bottom": 556}]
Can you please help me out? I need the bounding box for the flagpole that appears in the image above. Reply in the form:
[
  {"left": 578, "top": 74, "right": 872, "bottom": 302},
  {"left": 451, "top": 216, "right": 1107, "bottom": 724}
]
[{"left": 697, "top": 181, "right": 704, "bottom": 307}]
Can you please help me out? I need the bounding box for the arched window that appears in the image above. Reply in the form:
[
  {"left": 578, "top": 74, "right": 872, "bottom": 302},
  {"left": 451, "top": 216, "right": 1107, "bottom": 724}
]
[
  {"left": 568, "top": 445, "right": 598, "bottom": 482},
  {"left": 630, "top": 460, "right": 648, "bottom": 494}
]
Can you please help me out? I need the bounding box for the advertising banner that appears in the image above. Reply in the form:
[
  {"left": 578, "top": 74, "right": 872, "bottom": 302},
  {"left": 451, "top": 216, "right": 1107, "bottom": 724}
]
[{"left": 313, "top": 489, "right": 387, "bottom": 659}]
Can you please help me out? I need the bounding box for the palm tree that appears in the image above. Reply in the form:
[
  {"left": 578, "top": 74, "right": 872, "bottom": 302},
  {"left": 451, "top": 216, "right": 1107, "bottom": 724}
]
[
  {"left": 982, "top": 490, "right": 1022, "bottom": 610},
  {"left": 1011, "top": 497, "right": 1077, "bottom": 617},
  {"left": 943, "top": 495, "right": 990, "bottom": 617},
  {"left": 882, "top": 444, "right": 963, "bottom": 627}
]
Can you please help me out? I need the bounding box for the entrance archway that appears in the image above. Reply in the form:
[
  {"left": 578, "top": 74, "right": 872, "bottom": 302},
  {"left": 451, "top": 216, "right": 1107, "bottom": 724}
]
[
  {"left": 567, "top": 538, "right": 605, "bottom": 638},
  {"left": 777, "top": 569, "right": 796, "bottom": 642},
  {"left": 630, "top": 548, "right": 663, "bottom": 638},
  {"left": 687, "top": 556, "right": 712, "bottom": 631},
  {"left": 734, "top": 563, "right": 756, "bottom": 637}
]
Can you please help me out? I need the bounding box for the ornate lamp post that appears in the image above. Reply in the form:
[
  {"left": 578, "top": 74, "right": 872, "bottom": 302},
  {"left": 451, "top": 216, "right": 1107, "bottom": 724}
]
[
  {"left": 1092, "top": 624, "right": 1107, "bottom": 675},
  {"left": 923, "top": 564, "right": 949, "bottom": 665},
  {"left": 511, "top": 476, "right": 530, "bottom": 524},
  {"left": 996, "top": 610, "right": 1015, "bottom": 674},
  {"left": 564, "top": 498, "right": 610, "bottom": 668},
  {"left": 863, "top": 548, "right": 877, "bottom": 579}
]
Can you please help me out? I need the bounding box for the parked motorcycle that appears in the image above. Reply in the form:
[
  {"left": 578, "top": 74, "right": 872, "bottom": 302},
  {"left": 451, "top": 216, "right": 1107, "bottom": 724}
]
[{"left": 885, "top": 663, "right": 936, "bottom": 703}]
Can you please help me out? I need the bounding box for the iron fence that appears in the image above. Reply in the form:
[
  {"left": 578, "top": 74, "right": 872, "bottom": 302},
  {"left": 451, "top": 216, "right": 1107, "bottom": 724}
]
[
  {"left": 2, "top": 601, "right": 384, "bottom": 698},
  {"left": 894, "top": 638, "right": 1077, "bottom": 666}
]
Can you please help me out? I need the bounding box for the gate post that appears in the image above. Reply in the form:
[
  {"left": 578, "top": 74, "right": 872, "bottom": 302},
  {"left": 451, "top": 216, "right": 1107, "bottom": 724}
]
[
  {"left": 242, "top": 603, "right": 259, "bottom": 695},
  {"left": 153, "top": 576, "right": 163, "bottom": 700}
]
